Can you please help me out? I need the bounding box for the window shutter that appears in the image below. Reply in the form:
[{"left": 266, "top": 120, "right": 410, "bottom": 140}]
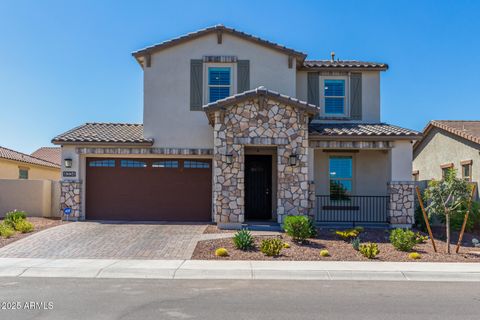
[
  {"left": 350, "top": 73, "right": 362, "bottom": 120},
  {"left": 190, "top": 59, "right": 203, "bottom": 110},
  {"left": 237, "top": 60, "right": 250, "bottom": 93},
  {"left": 307, "top": 72, "right": 319, "bottom": 106}
]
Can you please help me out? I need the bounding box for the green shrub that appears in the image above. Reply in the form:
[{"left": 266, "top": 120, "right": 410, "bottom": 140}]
[
  {"left": 320, "top": 249, "right": 330, "bottom": 257},
  {"left": 408, "top": 252, "right": 421, "bottom": 260},
  {"left": 354, "top": 226, "right": 364, "bottom": 233},
  {"left": 14, "top": 220, "right": 34, "bottom": 233},
  {"left": 359, "top": 243, "right": 379, "bottom": 259},
  {"left": 389, "top": 228, "right": 416, "bottom": 252},
  {"left": 351, "top": 237, "right": 361, "bottom": 251},
  {"left": 4, "top": 210, "right": 27, "bottom": 228},
  {"left": 260, "top": 238, "right": 283, "bottom": 256},
  {"left": 437, "top": 201, "right": 480, "bottom": 232},
  {"left": 414, "top": 232, "right": 429, "bottom": 244},
  {"left": 283, "top": 216, "right": 316, "bottom": 242},
  {"left": 215, "top": 248, "right": 229, "bottom": 257},
  {"left": 335, "top": 229, "right": 359, "bottom": 241},
  {"left": 414, "top": 204, "right": 429, "bottom": 232},
  {"left": 232, "top": 229, "right": 254, "bottom": 250},
  {"left": 0, "top": 223, "right": 15, "bottom": 238}
]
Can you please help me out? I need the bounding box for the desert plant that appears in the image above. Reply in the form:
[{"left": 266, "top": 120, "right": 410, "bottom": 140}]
[
  {"left": 415, "top": 232, "right": 429, "bottom": 244},
  {"left": 408, "top": 252, "right": 421, "bottom": 260},
  {"left": 424, "top": 168, "right": 472, "bottom": 253},
  {"left": 436, "top": 201, "right": 479, "bottom": 232},
  {"left": 359, "top": 242, "right": 379, "bottom": 259},
  {"left": 472, "top": 238, "right": 480, "bottom": 248},
  {"left": 283, "top": 215, "right": 316, "bottom": 242},
  {"left": 232, "top": 229, "right": 254, "bottom": 250},
  {"left": 283, "top": 242, "right": 291, "bottom": 249},
  {"left": 215, "top": 248, "right": 229, "bottom": 257},
  {"left": 14, "top": 220, "right": 34, "bottom": 233},
  {"left": 389, "top": 228, "right": 417, "bottom": 252},
  {"left": 0, "top": 223, "right": 15, "bottom": 238},
  {"left": 3, "top": 210, "right": 27, "bottom": 228},
  {"left": 320, "top": 249, "right": 330, "bottom": 257},
  {"left": 351, "top": 237, "right": 361, "bottom": 251},
  {"left": 335, "top": 229, "right": 359, "bottom": 241},
  {"left": 354, "top": 226, "right": 364, "bottom": 233},
  {"left": 260, "top": 238, "right": 283, "bottom": 256}
]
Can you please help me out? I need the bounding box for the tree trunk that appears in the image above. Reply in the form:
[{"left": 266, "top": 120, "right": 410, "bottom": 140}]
[{"left": 446, "top": 213, "right": 451, "bottom": 254}]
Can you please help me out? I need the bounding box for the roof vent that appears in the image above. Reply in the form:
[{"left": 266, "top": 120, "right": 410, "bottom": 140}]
[{"left": 330, "top": 51, "right": 335, "bottom": 62}]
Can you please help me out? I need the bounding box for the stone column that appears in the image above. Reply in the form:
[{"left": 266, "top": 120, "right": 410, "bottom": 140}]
[
  {"left": 60, "top": 180, "right": 82, "bottom": 220},
  {"left": 387, "top": 181, "right": 415, "bottom": 227}
]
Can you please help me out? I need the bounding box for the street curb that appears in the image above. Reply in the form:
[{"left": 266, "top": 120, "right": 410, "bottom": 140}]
[{"left": 1, "top": 258, "right": 479, "bottom": 281}]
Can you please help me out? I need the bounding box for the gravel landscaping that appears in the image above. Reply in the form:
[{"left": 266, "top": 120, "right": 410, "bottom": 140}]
[
  {"left": 192, "top": 228, "right": 480, "bottom": 262},
  {"left": 0, "top": 217, "right": 66, "bottom": 249}
]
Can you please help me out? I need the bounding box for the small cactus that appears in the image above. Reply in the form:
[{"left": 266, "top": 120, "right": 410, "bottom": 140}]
[
  {"left": 320, "top": 250, "right": 330, "bottom": 257},
  {"left": 215, "top": 248, "right": 229, "bottom": 257}
]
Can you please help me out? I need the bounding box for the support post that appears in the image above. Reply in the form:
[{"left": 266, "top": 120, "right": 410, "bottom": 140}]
[
  {"left": 415, "top": 186, "right": 437, "bottom": 253},
  {"left": 455, "top": 184, "right": 477, "bottom": 254}
]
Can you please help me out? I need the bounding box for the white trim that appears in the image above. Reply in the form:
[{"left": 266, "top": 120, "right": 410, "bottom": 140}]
[
  {"left": 319, "top": 75, "right": 350, "bottom": 117},
  {"left": 203, "top": 63, "right": 237, "bottom": 104}
]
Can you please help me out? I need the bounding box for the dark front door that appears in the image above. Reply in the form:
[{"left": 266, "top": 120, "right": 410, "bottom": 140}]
[{"left": 245, "top": 155, "right": 272, "bottom": 220}]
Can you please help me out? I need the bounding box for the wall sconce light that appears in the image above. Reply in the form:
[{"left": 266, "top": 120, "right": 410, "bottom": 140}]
[
  {"left": 289, "top": 154, "right": 297, "bottom": 166},
  {"left": 225, "top": 154, "right": 233, "bottom": 165},
  {"left": 64, "top": 158, "right": 73, "bottom": 168}
]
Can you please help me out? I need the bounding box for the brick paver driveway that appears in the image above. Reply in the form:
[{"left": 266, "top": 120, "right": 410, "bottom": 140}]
[{"left": 0, "top": 222, "right": 209, "bottom": 260}]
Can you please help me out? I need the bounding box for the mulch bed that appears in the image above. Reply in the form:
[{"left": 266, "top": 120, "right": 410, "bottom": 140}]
[
  {"left": 192, "top": 228, "right": 480, "bottom": 262},
  {"left": 0, "top": 217, "right": 66, "bottom": 249}
]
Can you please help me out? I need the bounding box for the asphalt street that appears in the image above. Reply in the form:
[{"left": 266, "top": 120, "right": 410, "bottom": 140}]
[{"left": 1, "top": 277, "right": 480, "bottom": 320}]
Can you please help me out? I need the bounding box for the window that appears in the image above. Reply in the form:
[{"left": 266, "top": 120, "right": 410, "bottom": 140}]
[
  {"left": 329, "top": 156, "right": 352, "bottom": 198},
  {"left": 184, "top": 160, "right": 210, "bottom": 169},
  {"left": 152, "top": 160, "right": 179, "bottom": 168},
  {"left": 323, "top": 79, "right": 346, "bottom": 115},
  {"left": 461, "top": 162, "right": 472, "bottom": 182},
  {"left": 120, "top": 160, "right": 147, "bottom": 168},
  {"left": 19, "top": 168, "right": 29, "bottom": 179},
  {"left": 441, "top": 163, "right": 454, "bottom": 180},
  {"left": 89, "top": 159, "right": 115, "bottom": 167},
  {"left": 208, "top": 67, "right": 231, "bottom": 102}
]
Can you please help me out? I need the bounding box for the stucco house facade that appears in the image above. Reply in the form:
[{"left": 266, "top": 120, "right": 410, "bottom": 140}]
[
  {"left": 53, "top": 25, "right": 420, "bottom": 227},
  {"left": 413, "top": 120, "right": 480, "bottom": 199},
  {"left": 0, "top": 146, "right": 60, "bottom": 180}
]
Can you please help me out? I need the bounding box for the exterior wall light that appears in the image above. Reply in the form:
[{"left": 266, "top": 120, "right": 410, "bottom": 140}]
[
  {"left": 64, "top": 158, "right": 73, "bottom": 168},
  {"left": 289, "top": 154, "right": 297, "bottom": 166},
  {"left": 225, "top": 154, "right": 233, "bottom": 165}
]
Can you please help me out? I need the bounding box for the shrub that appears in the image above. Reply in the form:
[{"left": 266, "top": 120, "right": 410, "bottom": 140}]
[
  {"left": 14, "top": 220, "right": 34, "bottom": 233},
  {"left": 409, "top": 252, "right": 421, "bottom": 260},
  {"left": 320, "top": 249, "right": 330, "bottom": 257},
  {"left": 389, "top": 228, "right": 416, "bottom": 252},
  {"left": 437, "top": 201, "right": 480, "bottom": 232},
  {"left": 0, "top": 223, "right": 15, "bottom": 238},
  {"left": 283, "top": 216, "right": 316, "bottom": 242},
  {"left": 232, "top": 229, "right": 254, "bottom": 250},
  {"left": 335, "top": 229, "right": 359, "bottom": 241},
  {"left": 415, "top": 232, "right": 429, "bottom": 244},
  {"left": 359, "top": 243, "right": 379, "bottom": 259},
  {"left": 215, "top": 248, "right": 229, "bottom": 257},
  {"left": 472, "top": 238, "right": 480, "bottom": 248},
  {"left": 4, "top": 210, "right": 27, "bottom": 228},
  {"left": 283, "top": 242, "right": 291, "bottom": 249},
  {"left": 351, "top": 237, "right": 361, "bottom": 251},
  {"left": 260, "top": 238, "right": 283, "bottom": 256},
  {"left": 354, "top": 226, "right": 364, "bottom": 233}
]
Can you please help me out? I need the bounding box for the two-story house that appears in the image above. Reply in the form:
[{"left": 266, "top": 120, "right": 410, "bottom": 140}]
[{"left": 53, "top": 25, "right": 421, "bottom": 227}]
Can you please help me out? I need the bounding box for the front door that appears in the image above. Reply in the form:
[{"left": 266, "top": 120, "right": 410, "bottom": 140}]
[{"left": 245, "top": 155, "right": 272, "bottom": 220}]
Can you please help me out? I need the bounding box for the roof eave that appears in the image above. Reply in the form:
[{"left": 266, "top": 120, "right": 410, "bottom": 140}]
[
  {"left": 299, "top": 66, "right": 389, "bottom": 72},
  {"left": 51, "top": 140, "right": 154, "bottom": 147},
  {"left": 308, "top": 135, "right": 422, "bottom": 141}
]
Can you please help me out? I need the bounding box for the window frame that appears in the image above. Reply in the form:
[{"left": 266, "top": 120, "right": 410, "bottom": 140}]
[
  {"left": 461, "top": 162, "right": 472, "bottom": 182},
  {"left": 204, "top": 63, "right": 236, "bottom": 104},
  {"left": 328, "top": 155, "right": 354, "bottom": 197},
  {"left": 440, "top": 163, "right": 454, "bottom": 180},
  {"left": 89, "top": 159, "right": 116, "bottom": 168},
  {"left": 320, "top": 75, "right": 349, "bottom": 117},
  {"left": 184, "top": 160, "right": 210, "bottom": 169},
  {"left": 120, "top": 159, "right": 147, "bottom": 168},
  {"left": 152, "top": 160, "right": 179, "bottom": 169},
  {"left": 18, "top": 167, "right": 29, "bottom": 179}
]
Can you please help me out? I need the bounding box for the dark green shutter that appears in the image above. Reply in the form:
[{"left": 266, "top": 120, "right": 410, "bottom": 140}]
[
  {"left": 350, "top": 73, "right": 362, "bottom": 120},
  {"left": 190, "top": 59, "right": 203, "bottom": 111},
  {"left": 237, "top": 60, "right": 250, "bottom": 93},
  {"left": 307, "top": 72, "right": 319, "bottom": 106}
]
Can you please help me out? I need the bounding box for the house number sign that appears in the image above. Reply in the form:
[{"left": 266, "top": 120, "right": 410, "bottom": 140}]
[{"left": 63, "top": 171, "right": 76, "bottom": 177}]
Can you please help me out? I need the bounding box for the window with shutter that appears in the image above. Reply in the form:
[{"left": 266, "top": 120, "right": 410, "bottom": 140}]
[
  {"left": 320, "top": 76, "right": 349, "bottom": 117},
  {"left": 208, "top": 67, "right": 232, "bottom": 102}
]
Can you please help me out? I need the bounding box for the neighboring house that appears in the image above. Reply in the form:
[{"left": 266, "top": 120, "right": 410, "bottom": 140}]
[
  {"left": 0, "top": 146, "right": 60, "bottom": 180},
  {"left": 413, "top": 120, "right": 480, "bottom": 197},
  {"left": 31, "top": 147, "right": 62, "bottom": 166},
  {"left": 52, "top": 25, "right": 420, "bottom": 227}
]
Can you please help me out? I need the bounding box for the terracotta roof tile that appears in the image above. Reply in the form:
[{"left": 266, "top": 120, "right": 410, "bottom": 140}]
[
  {"left": 415, "top": 120, "right": 480, "bottom": 148},
  {"left": 302, "top": 60, "right": 388, "bottom": 70},
  {"left": 31, "top": 147, "right": 62, "bottom": 166},
  {"left": 309, "top": 123, "right": 420, "bottom": 138},
  {"left": 0, "top": 146, "right": 60, "bottom": 168}
]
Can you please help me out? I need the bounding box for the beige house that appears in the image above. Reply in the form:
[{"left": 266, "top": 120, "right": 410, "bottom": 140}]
[
  {"left": 413, "top": 121, "right": 480, "bottom": 197},
  {"left": 0, "top": 146, "right": 60, "bottom": 180},
  {"left": 53, "top": 25, "right": 420, "bottom": 227}
]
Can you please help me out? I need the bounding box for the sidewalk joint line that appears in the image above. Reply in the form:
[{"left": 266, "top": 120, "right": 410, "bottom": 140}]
[{"left": 172, "top": 260, "right": 186, "bottom": 279}]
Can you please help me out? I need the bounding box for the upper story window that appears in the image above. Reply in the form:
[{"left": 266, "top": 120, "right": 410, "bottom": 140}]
[
  {"left": 19, "top": 168, "right": 29, "bottom": 179},
  {"left": 208, "top": 67, "right": 232, "bottom": 103},
  {"left": 461, "top": 160, "right": 472, "bottom": 182},
  {"left": 323, "top": 79, "right": 347, "bottom": 115},
  {"left": 441, "top": 163, "right": 454, "bottom": 180}
]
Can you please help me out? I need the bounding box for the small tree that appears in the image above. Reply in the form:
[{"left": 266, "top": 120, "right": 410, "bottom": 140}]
[{"left": 424, "top": 168, "right": 471, "bottom": 254}]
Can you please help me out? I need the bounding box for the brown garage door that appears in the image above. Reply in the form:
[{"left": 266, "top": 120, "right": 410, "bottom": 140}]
[{"left": 86, "top": 158, "right": 212, "bottom": 221}]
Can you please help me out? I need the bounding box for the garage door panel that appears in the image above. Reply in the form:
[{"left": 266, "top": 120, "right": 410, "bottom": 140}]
[{"left": 86, "top": 158, "right": 212, "bottom": 221}]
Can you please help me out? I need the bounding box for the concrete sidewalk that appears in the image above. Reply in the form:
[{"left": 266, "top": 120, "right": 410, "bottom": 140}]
[{"left": 1, "top": 258, "right": 479, "bottom": 281}]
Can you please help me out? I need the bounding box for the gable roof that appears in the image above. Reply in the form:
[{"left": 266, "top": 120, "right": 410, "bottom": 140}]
[
  {"left": 309, "top": 123, "right": 420, "bottom": 139},
  {"left": 414, "top": 120, "right": 480, "bottom": 150},
  {"left": 132, "top": 24, "right": 307, "bottom": 66},
  {"left": 0, "top": 146, "right": 60, "bottom": 169},
  {"left": 31, "top": 147, "right": 62, "bottom": 166},
  {"left": 302, "top": 60, "right": 388, "bottom": 71},
  {"left": 51, "top": 123, "right": 153, "bottom": 146}
]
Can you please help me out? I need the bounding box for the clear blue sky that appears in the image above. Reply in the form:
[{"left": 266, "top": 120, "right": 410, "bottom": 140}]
[{"left": 1, "top": 0, "right": 479, "bottom": 153}]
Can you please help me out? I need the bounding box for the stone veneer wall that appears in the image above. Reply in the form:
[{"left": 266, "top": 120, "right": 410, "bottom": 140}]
[
  {"left": 60, "top": 181, "right": 82, "bottom": 219},
  {"left": 387, "top": 181, "right": 415, "bottom": 225},
  {"left": 212, "top": 98, "right": 310, "bottom": 224}
]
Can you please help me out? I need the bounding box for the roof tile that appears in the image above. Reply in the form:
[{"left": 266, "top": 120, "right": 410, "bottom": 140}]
[
  {"left": 309, "top": 123, "right": 420, "bottom": 138},
  {"left": 31, "top": 147, "right": 62, "bottom": 166},
  {"left": 0, "top": 146, "right": 60, "bottom": 168},
  {"left": 303, "top": 60, "right": 388, "bottom": 70}
]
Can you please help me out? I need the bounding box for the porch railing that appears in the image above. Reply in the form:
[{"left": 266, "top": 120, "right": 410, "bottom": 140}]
[{"left": 315, "top": 195, "right": 389, "bottom": 223}]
